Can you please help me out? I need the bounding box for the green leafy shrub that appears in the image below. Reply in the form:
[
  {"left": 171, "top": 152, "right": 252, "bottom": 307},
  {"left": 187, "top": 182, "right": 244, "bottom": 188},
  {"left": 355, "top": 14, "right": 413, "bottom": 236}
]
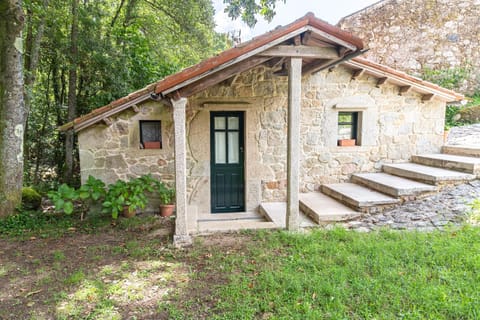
[
  {"left": 156, "top": 181, "right": 175, "bottom": 205},
  {"left": 48, "top": 184, "right": 79, "bottom": 215},
  {"left": 22, "top": 187, "right": 42, "bottom": 210},
  {"left": 422, "top": 66, "right": 471, "bottom": 90},
  {"left": 47, "top": 176, "right": 107, "bottom": 218},
  {"left": 102, "top": 175, "right": 157, "bottom": 219}
]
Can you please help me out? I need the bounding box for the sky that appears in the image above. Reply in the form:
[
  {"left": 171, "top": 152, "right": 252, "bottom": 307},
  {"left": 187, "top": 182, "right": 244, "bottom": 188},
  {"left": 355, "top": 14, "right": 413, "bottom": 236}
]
[{"left": 213, "top": 0, "right": 381, "bottom": 41}]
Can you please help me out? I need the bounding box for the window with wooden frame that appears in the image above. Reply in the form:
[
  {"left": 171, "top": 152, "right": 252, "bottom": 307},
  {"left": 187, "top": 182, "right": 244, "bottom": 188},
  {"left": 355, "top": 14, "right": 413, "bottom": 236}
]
[
  {"left": 140, "top": 120, "right": 162, "bottom": 149},
  {"left": 338, "top": 112, "right": 359, "bottom": 146}
]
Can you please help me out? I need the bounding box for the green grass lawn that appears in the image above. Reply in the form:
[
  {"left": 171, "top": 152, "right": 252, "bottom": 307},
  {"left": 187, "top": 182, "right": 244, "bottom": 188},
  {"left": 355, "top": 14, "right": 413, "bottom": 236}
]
[
  {"left": 169, "top": 227, "right": 480, "bottom": 320},
  {"left": 1, "top": 211, "right": 479, "bottom": 319}
]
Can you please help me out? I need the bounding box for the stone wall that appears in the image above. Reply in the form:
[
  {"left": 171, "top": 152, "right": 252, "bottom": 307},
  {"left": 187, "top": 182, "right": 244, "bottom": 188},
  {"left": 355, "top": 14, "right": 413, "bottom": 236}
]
[
  {"left": 338, "top": 0, "right": 480, "bottom": 94},
  {"left": 78, "top": 64, "right": 446, "bottom": 215}
]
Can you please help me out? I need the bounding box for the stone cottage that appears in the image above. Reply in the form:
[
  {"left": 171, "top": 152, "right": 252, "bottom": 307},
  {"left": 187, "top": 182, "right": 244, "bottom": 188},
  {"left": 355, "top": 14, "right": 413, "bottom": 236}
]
[
  {"left": 338, "top": 0, "right": 480, "bottom": 94},
  {"left": 60, "top": 14, "right": 463, "bottom": 246}
]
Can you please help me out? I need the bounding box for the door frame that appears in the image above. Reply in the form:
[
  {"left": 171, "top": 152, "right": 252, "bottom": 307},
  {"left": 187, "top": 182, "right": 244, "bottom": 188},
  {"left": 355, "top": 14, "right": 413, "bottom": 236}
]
[{"left": 210, "top": 111, "right": 245, "bottom": 213}]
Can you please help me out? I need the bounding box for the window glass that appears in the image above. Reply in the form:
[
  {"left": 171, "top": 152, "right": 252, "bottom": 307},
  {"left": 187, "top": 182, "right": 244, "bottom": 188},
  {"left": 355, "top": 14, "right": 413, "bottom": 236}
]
[
  {"left": 215, "top": 132, "right": 226, "bottom": 164},
  {"left": 228, "top": 117, "right": 239, "bottom": 130},
  {"left": 215, "top": 117, "right": 226, "bottom": 130},
  {"left": 337, "top": 112, "right": 358, "bottom": 143},
  {"left": 140, "top": 121, "right": 161, "bottom": 149},
  {"left": 228, "top": 132, "right": 239, "bottom": 163}
]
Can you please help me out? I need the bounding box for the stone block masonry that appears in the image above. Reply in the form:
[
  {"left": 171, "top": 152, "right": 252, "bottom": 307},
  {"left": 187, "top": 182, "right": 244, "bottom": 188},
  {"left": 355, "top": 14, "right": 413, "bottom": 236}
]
[
  {"left": 78, "top": 64, "right": 446, "bottom": 215},
  {"left": 338, "top": 0, "right": 480, "bottom": 94}
]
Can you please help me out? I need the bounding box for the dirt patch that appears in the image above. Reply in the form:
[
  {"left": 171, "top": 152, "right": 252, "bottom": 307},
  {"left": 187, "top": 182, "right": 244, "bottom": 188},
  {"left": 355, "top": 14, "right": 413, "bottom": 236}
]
[{"left": 0, "top": 218, "right": 254, "bottom": 319}]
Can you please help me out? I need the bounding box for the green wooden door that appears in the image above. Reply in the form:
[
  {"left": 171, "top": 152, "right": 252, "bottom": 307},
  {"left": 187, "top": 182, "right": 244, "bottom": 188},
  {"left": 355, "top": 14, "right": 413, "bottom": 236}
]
[{"left": 210, "top": 112, "right": 245, "bottom": 213}]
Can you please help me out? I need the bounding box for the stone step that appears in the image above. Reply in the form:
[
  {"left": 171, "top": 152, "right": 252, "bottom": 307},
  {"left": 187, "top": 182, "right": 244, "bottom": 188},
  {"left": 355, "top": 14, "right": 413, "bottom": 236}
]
[
  {"left": 259, "top": 202, "right": 317, "bottom": 228},
  {"left": 442, "top": 145, "right": 480, "bottom": 158},
  {"left": 382, "top": 163, "right": 476, "bottom": 185},
  {"left": 351, "top": 172, "right": 437, "bottom": 197},
  {"left": 299, "top": 192, "right": 361, "bottom": 223},
  {"left": 320, "top": 183, "right": 400, "bottom": 210},
  {"left": 412, "top": 153, "right": 480, "bottom": 176}
]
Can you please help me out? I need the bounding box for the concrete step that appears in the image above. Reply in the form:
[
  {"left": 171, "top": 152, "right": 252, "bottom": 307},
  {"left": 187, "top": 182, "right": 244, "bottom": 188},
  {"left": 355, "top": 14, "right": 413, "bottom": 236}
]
[
  {"left": 351, "top": 172, "right": 437, "bottom": 197},
  {"left": 412, "top": 153, "right": 480, "bottom": 176},
  {"left": 320, "top": 183, "right": 400, "bottom": 210},
  {"left": 442, "top": 145, "right": 480, "bottom": 158},
  {"left": 299, "top": 192, "right": 361, "bottom": 223},
  {"left": 382, "top": 163, "right": 476, "bottom": 185}
]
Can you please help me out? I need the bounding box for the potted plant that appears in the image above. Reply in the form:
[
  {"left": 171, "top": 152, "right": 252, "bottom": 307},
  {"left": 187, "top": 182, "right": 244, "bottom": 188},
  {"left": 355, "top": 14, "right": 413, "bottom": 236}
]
[
  {"left": 156, "top": 181, "right": 175, "bottom": 217},
  {"left": 102, "top": 176, "right": 154, "bottom": 219}
]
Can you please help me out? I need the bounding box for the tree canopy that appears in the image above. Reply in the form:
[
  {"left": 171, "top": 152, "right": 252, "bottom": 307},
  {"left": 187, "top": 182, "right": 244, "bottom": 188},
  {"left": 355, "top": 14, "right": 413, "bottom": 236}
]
[{"left": 22, "top": 0, "right": 231, "bottom": 189}]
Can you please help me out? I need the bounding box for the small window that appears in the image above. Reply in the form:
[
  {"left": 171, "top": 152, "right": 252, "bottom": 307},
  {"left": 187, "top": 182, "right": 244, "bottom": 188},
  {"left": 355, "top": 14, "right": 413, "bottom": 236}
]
[
  {"left": 140, "top": 120, "right": 161, "bottom": 149},
  {"left": 338, "top": 112, "right": 358, "bottom": 146}
]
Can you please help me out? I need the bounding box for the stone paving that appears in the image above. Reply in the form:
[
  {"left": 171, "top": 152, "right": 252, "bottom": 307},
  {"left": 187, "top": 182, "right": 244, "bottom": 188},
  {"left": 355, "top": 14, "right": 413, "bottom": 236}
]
[
  {"left": 337, "top": 124, "right": 480, "bottom": 231},
  {"left": 447, "top": 123, "right": 480, "bottom": 145}
]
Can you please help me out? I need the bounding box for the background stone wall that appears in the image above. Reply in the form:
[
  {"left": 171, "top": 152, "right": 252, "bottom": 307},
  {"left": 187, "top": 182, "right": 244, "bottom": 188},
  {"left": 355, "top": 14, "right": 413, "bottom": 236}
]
[
  {"left": 78, "top": 64, "right": 445, "bottom": 214},
  {"left": 338, "top": 0, "right": 480, "bottom": 94}
]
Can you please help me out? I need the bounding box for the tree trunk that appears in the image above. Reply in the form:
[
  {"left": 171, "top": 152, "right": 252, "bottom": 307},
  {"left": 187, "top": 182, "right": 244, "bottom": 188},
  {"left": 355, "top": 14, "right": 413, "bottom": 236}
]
[
  {"left": 23, "top": 0, "right": 47, "bottom": 183},
  {"left": 0, "top": 0, "right": 26, "bottom": 216},
  {"left": 64, "top": 0, "right": 78, "bottom": 184}
]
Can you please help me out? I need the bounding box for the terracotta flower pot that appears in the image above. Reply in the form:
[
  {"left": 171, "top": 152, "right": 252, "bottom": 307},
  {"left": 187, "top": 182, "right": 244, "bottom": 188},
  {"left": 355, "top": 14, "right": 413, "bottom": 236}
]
[
  {"left": 123, "top": 206, "right": 136, "bottom": 218},
  {"left": 160, "top": 204, "right": 175, "bottom": 217},
  {"left": 338, "top": 139, "right": 356, "bottom": 146},
  {"left": 143, "top": 141, "right": 161, "bottom": 149}
]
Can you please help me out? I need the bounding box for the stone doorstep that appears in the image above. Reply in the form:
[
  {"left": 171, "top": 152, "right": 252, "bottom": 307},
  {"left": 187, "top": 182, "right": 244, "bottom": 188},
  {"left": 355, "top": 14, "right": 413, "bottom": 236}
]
[
  {"left": 299, "top": 192, "right": 362, "bottom": 223},
  {"left": 351, "top": 172, "right": 437, "bottom": 197},
  {"left": 442, "top": 145, "right": 480, "bottom": 158},
  {"left": 192, "top": 211, "right": 274, "bottom": 234},
  {"left": 412, "top": 153, "right": 480, "bottom": 175},
  {"left": 196, "top": 220, "right": 279, "bottom": 235},
  {"left": 382, "top": 163, "right": 476, "bottom": 185},
  {"left": 320, "top": 183, "right": 400, "bottom": 209}
]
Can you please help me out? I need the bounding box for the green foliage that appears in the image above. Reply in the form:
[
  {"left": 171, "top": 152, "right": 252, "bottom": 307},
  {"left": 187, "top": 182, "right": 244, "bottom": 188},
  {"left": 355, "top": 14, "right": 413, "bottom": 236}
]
[
  {"left": 22, "top": 0, "right": 231, "bottom": 187},
  {"left": 0, "top": 210, "right": 74, "bottom": 238},
  {"left": 445, "top": 105, "right": 463, "bottom": 130},
  {"left": 422, "top": 66, "right": 471, "bottom": 90},
  {"left": 167, "top": 227, "right": 480, "bottom": 319},
  {"left": 155, "top": 181, "right": 175, "bottom": 205},
  {"left": 21, "top": 187, "right": 42, "bottom": 210},
  {"left": 467, "top": 198, "right": 480, "bottom": 224},
  {"left": 223, "top": 0, "right": 286, "bottom": 27},
  {"left": 78, "top": 176, "right": 106, "bottom": 202},
  {"left": 48, "top": 184, "right": 79, "bottom": 215},
  {"left": 102, "top": 174, "right": 157, "bottom": 219}
]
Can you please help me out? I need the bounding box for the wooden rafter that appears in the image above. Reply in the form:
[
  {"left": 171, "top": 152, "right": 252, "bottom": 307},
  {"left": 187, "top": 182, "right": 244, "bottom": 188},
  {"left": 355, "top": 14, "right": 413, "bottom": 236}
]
[
  {"left": 173, "top": 56, "right": 272, "bottom": 98},
  {"left": 302, "top": 59, "right": 334, "bottom": 76},
  {"left": 293, "top": 35, "right": 301, "bottom": 45},
  {"left": 265, "top": 57, "right": 285, "bottom": 69},
  {"left": 301, "top": 31, "right": 312, "bottom": 45},
  {"left": 399, "top": 85, "right": 412, "bottom": 95},
  {"left": 102, "top": 117, "right": 112, "bottom": 126},
  {"left": 422, "top": 94, "right": 435, "bottom": 102},
  {"left": 351, "top": 69, "right": 365, "bottom": 80},
  {"left": 259, "top": 45, "right": 339, "bottom": 59},
  {"left": 376, "top": 77, "right": 388, "bottom": 87}
]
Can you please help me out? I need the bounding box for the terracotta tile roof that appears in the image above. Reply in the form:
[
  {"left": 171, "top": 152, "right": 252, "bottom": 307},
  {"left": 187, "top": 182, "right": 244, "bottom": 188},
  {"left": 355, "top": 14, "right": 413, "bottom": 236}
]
[
  {"left": 348, "top": 57, "right": 464, "bottom": 101},
  {"left": 60, "top": 13, "right": 463, "bottom": 133},
  {"left": 60, "top": 13, "right": 364, "bottom": 132}
]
